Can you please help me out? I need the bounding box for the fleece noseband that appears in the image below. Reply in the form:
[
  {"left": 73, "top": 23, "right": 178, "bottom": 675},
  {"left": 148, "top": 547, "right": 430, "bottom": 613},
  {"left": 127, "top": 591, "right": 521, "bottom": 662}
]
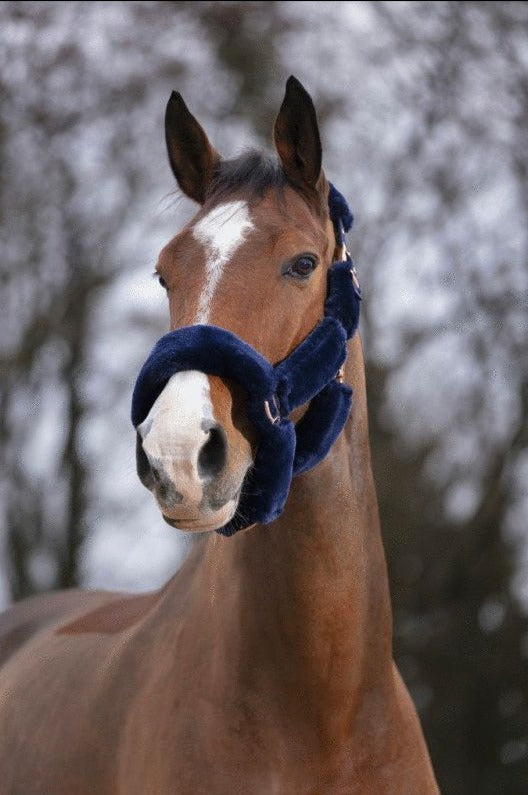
[{"left": 131, "top": 185, "right": 361, "bottom": 536}]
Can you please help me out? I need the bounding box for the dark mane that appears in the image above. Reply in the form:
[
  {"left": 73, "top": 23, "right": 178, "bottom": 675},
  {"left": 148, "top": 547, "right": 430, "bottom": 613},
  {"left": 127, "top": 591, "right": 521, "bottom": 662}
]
[{"left": 207, "top": 150, "right": 286, "bottom": 202}]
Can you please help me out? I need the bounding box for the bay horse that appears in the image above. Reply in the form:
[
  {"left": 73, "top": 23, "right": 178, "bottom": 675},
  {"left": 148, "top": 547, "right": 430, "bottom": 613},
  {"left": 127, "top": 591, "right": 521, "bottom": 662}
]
[{"left": 0, "top": 77, "right": 439, "bottom": 793}]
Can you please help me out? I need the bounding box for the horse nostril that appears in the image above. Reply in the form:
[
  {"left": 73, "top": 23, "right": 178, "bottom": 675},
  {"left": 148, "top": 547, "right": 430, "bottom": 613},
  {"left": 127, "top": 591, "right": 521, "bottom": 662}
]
[
  {"left": 136, "top": 432, "right": 154, "bottom": 486},
  {"left": 198, "top": 424, "right": 227, "bottom": 481},
  {"left": 136, "top": 433, "right": 184, "bottom": 506}
]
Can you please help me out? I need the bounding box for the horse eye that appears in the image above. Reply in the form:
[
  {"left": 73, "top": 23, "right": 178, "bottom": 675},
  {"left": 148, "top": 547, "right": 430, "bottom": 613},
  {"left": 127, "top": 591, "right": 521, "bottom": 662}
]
[
  {"left": 285, "top": 255, "right": 318, "bottom": 280},
  {"left": 158, "top": 275, "right": 168, "bottom": 290}
]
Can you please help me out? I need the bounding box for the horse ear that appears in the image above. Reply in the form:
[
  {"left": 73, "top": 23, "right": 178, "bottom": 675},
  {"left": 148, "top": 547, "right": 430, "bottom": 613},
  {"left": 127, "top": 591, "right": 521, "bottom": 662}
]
[
  {"left": 165, "top": 91, "right": 221, "bottom": 204},
  {"left": 273, "top": 76, "right": 323, "bottom": 192}
]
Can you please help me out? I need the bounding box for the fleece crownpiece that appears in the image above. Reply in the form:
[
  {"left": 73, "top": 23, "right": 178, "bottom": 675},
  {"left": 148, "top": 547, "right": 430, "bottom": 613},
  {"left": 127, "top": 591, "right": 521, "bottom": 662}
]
[{"left": 132, "top": 185, "right": 360, "bottom": 536}]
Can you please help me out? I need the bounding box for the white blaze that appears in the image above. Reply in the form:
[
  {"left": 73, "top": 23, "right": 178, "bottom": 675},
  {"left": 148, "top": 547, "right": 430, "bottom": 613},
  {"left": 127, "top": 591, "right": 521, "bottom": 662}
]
[
  {"left": 138, "top": 371, "right": 213, "bottom": 502},
  {"left": 192, "top": 200, "right": 254, "bottom": 323},
  {"left": 136, "top": 202, "right": 253, "bottom": 509}
]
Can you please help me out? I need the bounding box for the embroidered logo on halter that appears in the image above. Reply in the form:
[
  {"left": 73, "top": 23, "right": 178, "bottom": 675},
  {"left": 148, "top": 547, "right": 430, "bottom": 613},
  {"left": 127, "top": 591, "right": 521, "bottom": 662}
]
[{"left": 131, "top": 185, "right": 360, "bottom": 536}]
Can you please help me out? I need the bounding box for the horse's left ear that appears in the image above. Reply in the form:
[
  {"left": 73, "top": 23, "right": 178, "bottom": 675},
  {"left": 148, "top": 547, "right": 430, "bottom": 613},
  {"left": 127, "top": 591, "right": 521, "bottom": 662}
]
[
  {"left": 274, "top": 76, "right": 323, "bottom": 192},
  {"left": 165, "top": 91, "right": 221, "bottom": 204}
]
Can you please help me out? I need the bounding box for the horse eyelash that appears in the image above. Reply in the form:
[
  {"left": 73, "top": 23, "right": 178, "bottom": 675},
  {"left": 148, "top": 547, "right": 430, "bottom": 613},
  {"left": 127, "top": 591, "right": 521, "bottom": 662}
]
[{"left": 152, "top": 271, "right": 168, "bottom": 290}]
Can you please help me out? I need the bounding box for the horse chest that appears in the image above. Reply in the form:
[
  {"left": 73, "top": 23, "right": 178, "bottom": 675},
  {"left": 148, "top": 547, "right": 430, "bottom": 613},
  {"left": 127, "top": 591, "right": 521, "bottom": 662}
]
[{"left": 117, "top": 689, "right": 422, "bottom": 795}]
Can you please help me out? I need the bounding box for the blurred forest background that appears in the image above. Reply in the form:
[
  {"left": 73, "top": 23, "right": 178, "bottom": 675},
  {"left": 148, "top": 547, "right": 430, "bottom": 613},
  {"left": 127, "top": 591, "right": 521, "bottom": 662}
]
[{"left": 1, "top": 1, "right": 527, "bottom": 792}]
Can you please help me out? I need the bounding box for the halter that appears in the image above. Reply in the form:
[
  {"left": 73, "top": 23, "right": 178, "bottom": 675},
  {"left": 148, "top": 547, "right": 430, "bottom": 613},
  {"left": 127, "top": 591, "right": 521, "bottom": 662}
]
[{"left": 131, "top": 184, "right": 361, "bottom": 536}]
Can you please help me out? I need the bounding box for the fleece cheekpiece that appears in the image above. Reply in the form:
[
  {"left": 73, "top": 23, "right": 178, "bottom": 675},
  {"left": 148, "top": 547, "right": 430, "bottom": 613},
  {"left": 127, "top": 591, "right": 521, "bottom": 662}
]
[{"left": 131, "top": 184, "right": 361, "bottom": 536}]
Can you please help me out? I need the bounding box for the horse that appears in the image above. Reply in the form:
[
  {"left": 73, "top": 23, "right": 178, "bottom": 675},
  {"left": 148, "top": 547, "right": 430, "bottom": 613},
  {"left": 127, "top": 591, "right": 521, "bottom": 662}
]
[{"left": 0, "top": 76, "right": 439, "bottom": 794}]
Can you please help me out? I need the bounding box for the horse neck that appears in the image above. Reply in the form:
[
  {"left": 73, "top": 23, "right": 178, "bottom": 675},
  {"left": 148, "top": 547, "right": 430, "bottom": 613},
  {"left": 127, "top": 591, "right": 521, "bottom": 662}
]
[{"left": 189, "top": 333, "right": 395, "bottom": 739}]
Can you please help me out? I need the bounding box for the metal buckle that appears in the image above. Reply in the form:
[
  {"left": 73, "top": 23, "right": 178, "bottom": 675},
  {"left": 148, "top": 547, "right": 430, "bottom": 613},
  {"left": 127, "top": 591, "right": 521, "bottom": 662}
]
[
  {"left": 264, "top": 395, "right": 281, "bottom": 425},
  {"left": 334, "top": 223, "right": 359, "bottom": 288},
  {"left": 336, "top": 242, "right": 348, "bottom": 262}
]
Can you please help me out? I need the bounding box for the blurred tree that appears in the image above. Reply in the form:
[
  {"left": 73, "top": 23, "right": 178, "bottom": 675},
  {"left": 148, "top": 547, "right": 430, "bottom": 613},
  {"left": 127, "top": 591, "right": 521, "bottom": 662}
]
[
  {"left": 368, "top": 354, "right": 528, "bottom": 794},
  {"left": 190, "top": 0, "right": 289, "bottom": 138},
  {"left": 0, "top": 0, "right": 188, "bottom": 596},
  {"left": 360, "top": 3, "right": 528, "bottom": 792}
]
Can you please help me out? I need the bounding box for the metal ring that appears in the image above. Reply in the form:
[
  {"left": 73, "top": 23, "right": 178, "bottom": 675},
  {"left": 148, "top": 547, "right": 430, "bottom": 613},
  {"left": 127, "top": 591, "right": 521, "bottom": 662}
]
[
  {"left": 264, "top": 396, "right": 281, "bottom": 425},
  {"left": 336, "top": 242, "right": 348, "bottom": 262}
]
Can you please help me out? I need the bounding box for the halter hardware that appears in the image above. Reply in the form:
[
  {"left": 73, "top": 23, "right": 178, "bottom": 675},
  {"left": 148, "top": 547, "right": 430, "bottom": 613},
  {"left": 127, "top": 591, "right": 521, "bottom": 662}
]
[{"left": 264, "top": 396, "right": 281, "bottom": 425}]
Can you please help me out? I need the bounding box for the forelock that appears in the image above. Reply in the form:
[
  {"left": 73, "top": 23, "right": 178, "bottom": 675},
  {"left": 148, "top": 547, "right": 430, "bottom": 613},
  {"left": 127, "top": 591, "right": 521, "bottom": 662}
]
[{"left": 206, "top": 150, "right": 286, "bottom": 203}]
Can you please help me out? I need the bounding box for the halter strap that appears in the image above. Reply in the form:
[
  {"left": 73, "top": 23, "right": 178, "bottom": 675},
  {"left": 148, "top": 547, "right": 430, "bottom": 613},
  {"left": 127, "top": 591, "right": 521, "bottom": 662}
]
[{"left": 131, "top": 184, "right": 360, "bottom": 536}]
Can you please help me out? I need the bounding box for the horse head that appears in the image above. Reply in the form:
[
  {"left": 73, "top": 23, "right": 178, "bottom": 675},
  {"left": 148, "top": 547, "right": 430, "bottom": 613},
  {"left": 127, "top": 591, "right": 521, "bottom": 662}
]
[{"left": 136, "top": 77, "right": 343, "bottom": 533}]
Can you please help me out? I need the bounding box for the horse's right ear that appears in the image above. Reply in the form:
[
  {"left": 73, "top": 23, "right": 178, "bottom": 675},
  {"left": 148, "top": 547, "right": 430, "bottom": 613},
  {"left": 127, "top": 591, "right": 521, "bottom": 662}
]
[{"left": 165, "top": 92, "right": 221, "bottom": 204}]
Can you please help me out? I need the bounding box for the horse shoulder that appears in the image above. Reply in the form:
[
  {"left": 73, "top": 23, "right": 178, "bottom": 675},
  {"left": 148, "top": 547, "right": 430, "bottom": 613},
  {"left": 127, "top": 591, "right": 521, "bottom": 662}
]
[{"left": 0, "top": 588, "right": 118, "bottom": 668}]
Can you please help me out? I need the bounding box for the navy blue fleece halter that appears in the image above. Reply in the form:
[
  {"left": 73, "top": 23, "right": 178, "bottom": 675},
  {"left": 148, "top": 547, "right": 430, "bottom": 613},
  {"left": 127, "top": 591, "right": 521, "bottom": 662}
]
[{"left": 132, "top": 185, "right": 361, "bottom": 536}]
